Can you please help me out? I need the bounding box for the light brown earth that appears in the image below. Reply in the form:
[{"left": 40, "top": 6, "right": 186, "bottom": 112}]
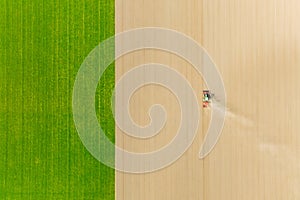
[{"left": 116, "top": 0, "right": 300, "bottom": 199}]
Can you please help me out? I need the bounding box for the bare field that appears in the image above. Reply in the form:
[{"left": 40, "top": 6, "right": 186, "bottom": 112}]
[{"left": 116, "top": 0, "right": 300, "bottom": 200}]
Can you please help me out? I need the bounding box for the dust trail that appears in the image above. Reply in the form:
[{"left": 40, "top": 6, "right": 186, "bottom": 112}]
[{"left": 211, "top": 99, "right": 254, "bottom": 128}]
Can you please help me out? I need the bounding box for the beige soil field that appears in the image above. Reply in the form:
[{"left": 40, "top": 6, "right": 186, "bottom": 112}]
[{"left": 115, "top": 0, "right": 300, "bottom": 199}]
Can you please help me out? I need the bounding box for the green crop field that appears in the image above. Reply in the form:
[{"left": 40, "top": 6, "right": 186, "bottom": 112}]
[{"left": 0, "top": 0, "right": 115, "bottom": 199}]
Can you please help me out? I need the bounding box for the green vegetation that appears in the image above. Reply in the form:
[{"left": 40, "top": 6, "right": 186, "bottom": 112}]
[{"left": 0, "top": 0, "right": 115, "bottom": 199}]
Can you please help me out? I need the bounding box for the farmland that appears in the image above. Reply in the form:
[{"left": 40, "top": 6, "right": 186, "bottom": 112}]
[{"left": 0, "top": 0, "right": 115, "bottom": 199}]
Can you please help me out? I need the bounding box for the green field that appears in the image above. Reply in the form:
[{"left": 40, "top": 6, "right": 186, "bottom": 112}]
[{"left": 0, "top": 0, "right": 115, "bottom": 199}]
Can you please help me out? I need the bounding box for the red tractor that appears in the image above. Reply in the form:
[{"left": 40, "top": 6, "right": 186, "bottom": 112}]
[{"left": 202, "top": 90, "right": 213, "bottom": 108}]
